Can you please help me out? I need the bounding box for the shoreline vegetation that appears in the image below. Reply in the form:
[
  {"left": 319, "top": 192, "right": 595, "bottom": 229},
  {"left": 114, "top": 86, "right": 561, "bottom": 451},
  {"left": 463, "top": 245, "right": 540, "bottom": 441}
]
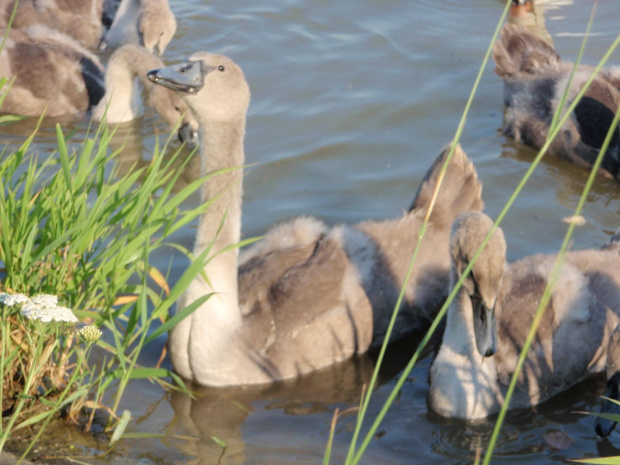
[
  {"left": 1, "top": 1, "right": 620, "bottom": 464},
  {"left": 0, "top": 114, "right": 210, "bottom": 462}
]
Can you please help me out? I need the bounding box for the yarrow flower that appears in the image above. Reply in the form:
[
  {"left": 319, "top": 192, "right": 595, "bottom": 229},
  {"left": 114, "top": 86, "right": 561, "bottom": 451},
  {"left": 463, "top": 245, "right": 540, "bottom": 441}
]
[
  {"left": 0, "top": 292, "right": 78, "bottom": 324},
  {"left": 78, "top": 325, "right": 102, "bottom": 343},
  {"left": 21, "top": 294, "right": 78, "bottom": 324},
  {"left": 0, "top": 293, "right": 30, "bottom": 307},
  {"left": 30, "top": 294, "right": 59, "bottom": 308}
]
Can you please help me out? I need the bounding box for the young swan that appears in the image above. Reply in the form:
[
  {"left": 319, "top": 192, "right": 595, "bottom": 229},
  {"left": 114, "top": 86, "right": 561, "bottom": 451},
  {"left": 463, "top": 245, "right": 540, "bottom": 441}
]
[
  {"left": 596, "top": 324, "right": 620, "bottom": 437},
  {"left": 493, "top": 24, "right": 620, "bottom": 181},
  {"left": 147, "top": 52, "right": 485, "bottom": 386},
  {"left": 0, "top": 0, "right": 176, "bottom": 53},
  {"left": 100, "top": 0, "right": 177, "bottom": 54},
  {"left": 0, "top": 28, "right": 197, "bottom": 146},
  {"left": 429, "top": 212, "right": 620, "bottom": 419},
  {"left": 91, "top": 44, "right": 197, "bottom": 146},
  {"left": 0, "top": 0, "right": 105, "bottom": 49},
  {"left": 595, "top": 231, "right": 620, "bottom": 437}
]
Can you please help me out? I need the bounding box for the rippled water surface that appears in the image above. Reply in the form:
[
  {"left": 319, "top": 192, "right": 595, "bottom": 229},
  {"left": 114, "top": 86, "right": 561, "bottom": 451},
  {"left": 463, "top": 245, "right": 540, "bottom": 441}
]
[{"left": 3, "top": 0, "right": 620, "bottom": 463}]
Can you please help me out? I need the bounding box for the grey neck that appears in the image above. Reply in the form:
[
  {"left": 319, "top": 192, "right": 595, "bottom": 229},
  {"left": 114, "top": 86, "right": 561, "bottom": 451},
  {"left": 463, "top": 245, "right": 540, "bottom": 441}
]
[{"left": 195, "top": 118, "right": 246, "bottom": 257}]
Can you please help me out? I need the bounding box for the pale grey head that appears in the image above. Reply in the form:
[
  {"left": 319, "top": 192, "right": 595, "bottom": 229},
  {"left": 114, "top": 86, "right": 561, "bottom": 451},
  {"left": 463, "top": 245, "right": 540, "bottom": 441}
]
[
  {"left": 146, "top": 52, "right": 251, "bottom": 124},
  {"left": 450, "top": 212, "right": 507, "bottom": 358}
]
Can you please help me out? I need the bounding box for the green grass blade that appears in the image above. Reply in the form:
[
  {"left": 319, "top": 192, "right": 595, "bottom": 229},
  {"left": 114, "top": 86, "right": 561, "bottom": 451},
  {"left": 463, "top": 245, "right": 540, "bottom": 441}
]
[
  {"left": 347, "top": 2, "right": 513, "bottom": 463},
  {"left": 109, "top": 410, "right": 132, "bottom": 447},
  {"left": 55, "top": 124, "right": 73, "bottom": 194},
  {"left": 145, "top": 293, "right": 212, "bottom": 344},
  {"left": 571, "top": 459, "right": 620, "bottom": 465},
  {"left": 482, "top": 29, "right": 620, "bottom": 465}
]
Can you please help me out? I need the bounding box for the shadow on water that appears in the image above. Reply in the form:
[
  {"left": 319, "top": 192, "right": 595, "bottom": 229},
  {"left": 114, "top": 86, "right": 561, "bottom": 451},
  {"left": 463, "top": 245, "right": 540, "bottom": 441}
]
[{"left": 167, "top": 329, "right": 437, "bottom": 465}]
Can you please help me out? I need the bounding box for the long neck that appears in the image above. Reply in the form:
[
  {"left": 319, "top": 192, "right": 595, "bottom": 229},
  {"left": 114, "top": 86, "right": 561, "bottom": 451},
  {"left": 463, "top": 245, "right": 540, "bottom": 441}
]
[
  {"left": 196, "top": 119, "right": 245, "bottom": 254},
  {"left": 93, "top": 46, "right": 164, "bottom": 122},
  {"left": 103, "top": 0, "right": 141, "bottom": 48},
  {"left": 429, "top": 271, "right": 502, "bottom": 419},
  {"left": 193, "top": 118, "right": 246, "bottom": 322},
  {"left": 443, "top": 277, "right": 481, "bottom": 357}
]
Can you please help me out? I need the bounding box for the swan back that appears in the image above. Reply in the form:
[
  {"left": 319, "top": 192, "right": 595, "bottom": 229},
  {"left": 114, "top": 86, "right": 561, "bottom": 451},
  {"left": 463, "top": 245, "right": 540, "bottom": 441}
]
[
  {"left": 493, "top": 24, "right": 620, "bottom": 180},
  {"left": 0, "top": 27, "right": 104, "bottom": 117},
  {"left": 493, "top": 23, "right": 560, "bottom": 78},
  {"left": 1, "top": 0, "right": 104, "bottom": 49},
  {"left": 355, "top": 143, "right": 484, "bottom": 343}
]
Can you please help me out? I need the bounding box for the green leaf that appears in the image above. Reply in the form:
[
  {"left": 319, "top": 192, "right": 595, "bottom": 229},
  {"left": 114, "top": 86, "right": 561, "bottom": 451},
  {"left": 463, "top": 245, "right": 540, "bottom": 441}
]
[
  {"left": 110, "top": 367, "right": 177, "bottom": 380},
  {"left": 55, "top": 124, "right": 73, "bottom": 193},
  {"left": 145, "top": 293, "right": 212, "bottom": 344},
  {"left": 211, "top": 436, "right": 227, "bottom": 448},
  {"left": 109, "top": 410, "right": 132, "bottom": 447},
  {"left": 121, "top": 432, "right": 167, "bottom": 440},
  {"left": 571, "top": 458, "right": 620, "bottom": 464},
  {"left": 0, "top": 114, "right": 27, "bottom": 125}
]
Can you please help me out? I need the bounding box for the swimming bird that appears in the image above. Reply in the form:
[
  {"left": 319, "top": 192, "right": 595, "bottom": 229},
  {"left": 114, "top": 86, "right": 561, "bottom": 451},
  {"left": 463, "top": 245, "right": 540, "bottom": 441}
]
[
  {"left": 1, "top": 0, "right": 175, "bottom": 53},
  {"left": 147, "top": 52, "right": 484, "bottom": 386},
  {"left": 428, "top": 211, "right": 620, "bottom": 419},
  {"left": 0, "top": 0, "right": 106, "bottom": 49},
  {"left": 100, "top": 0, "right": 176, "bottom": 54},
  {"left": 595, "top": 324, "right": 620, "bottom": 437},
  {"left": 594, "top": 230, "right": 620, "bottom": 437},
  {"left": 0, "top": 28, "right": 197, "bottom": 146},
  {"left": 493, "top": 24, "right": 620, "bottom": 181}
]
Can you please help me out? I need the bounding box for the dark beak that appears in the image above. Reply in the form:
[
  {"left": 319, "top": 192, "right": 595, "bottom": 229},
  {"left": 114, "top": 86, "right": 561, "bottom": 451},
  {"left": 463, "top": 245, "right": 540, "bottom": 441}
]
[
  {"left": 178, "top": 123, "right": 199, "bottom": 149},
  {"left": 472, "top": 295, "right": 497, "bottom": 358},
  {"left": 147, "top": 61, "right": 205, "bottom": 94},
  {"left": 595, "top": 372, "right": 620, "bottom": 437}
]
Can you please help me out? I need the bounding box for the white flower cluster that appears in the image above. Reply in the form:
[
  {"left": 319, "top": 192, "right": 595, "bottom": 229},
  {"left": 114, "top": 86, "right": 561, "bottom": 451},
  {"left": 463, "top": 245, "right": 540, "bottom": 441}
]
[
  {"left": 0, "top": 293, "right": 30, "bottom": 306},
  {"left": 0, "top": 292, "right": 78, "bottom": 324}
]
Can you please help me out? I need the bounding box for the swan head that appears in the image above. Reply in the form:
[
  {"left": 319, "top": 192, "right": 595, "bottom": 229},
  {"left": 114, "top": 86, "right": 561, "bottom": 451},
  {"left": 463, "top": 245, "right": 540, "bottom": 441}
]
[
  {"left": 148, "top": 83, "right": 199, "bottom": 148},
  {"left": 147, "top": 52, "right": 251, "bottom": 124},
  {"left": 450, "top": 212, "right": 506, "bottom": 358}
]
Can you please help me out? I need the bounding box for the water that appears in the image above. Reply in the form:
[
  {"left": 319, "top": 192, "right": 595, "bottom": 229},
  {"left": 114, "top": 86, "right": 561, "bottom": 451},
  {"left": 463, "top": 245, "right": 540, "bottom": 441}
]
[{"left": 2, "top": 0, "right": 620, "bottom": 463}]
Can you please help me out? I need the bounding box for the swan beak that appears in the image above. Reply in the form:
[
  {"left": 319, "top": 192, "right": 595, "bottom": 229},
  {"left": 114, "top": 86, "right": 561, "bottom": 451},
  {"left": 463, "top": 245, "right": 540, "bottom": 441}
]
[
  {"left": 147, "top": 61, "right": 205, "bottom": 94},
  {"left": 595, "top": 371, "right": 620, "bottom": 437},
  {"left": 178, "top": 122, "right": 199, "bottom": 149},
  {"left": 472, "top": 296, "right": 497, "bottom": 358}
]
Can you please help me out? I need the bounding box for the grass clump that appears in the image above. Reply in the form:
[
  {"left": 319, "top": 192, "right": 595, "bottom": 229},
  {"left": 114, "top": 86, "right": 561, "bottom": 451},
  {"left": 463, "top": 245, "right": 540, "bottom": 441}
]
[{"left": 0, "top": 118, "right": 209, "bottom": 460}]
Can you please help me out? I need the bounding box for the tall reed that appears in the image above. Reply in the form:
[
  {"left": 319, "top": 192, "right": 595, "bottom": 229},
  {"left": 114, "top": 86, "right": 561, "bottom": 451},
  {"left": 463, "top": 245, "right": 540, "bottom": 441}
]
[{"left": 329, "top": 3, "right": 620, "bottom": 465}]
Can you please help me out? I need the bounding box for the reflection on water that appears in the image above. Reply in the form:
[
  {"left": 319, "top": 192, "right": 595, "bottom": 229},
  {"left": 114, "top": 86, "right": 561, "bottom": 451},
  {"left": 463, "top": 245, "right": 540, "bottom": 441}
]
[
  {"left": 170, "top": 356, "right": 375, "bottom": 464},
  {"left": 507, "top": 0, "right": 554, "bottom": 46},
  {"left": 2, "top": 0, "right": 620, "bottom": 463}
]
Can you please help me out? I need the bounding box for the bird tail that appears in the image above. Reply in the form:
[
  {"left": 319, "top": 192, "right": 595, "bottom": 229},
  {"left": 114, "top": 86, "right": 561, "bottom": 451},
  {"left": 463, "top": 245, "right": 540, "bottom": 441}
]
[
  {"left": 409, "top": 142, "right": 484, "bottom": 227},
  {"left": 493, "top": 24, "right": 560, "bottom": 79}
]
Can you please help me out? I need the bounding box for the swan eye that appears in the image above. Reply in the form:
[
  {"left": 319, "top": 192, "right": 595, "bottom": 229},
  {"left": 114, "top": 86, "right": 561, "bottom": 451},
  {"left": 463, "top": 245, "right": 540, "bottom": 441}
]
[{"left": 218, "top": 65, "right": 225, "bottom": 72}]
